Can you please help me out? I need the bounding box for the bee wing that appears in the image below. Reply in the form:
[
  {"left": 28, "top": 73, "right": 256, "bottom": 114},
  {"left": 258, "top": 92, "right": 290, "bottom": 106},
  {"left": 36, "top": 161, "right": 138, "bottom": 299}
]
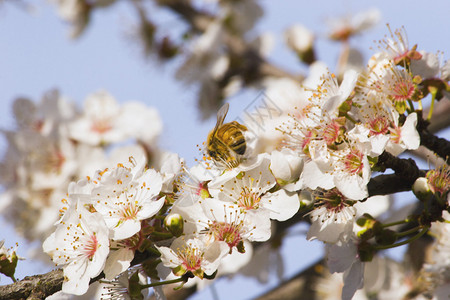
[
  {"left": 174, "top": 193, "right": 196, "bottom": 207},
  {"left": 214, "top": 102, "right": 229, "bottom": 130}
]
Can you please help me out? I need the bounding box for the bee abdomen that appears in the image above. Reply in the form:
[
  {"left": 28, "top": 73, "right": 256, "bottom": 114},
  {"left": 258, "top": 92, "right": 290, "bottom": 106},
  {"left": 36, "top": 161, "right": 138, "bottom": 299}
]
[
  {"left": 218, "top": 122, "right": 247, "bottom": 155},
  {"left": 229, "top": 137, "right": 246, "bottom": 154}
]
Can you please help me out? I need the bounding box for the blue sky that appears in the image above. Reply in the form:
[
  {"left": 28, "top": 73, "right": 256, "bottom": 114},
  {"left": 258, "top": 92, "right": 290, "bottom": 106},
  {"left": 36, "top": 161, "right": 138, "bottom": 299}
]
[{"left": 1, "top": 0, "right": 449, "bottom": 298}]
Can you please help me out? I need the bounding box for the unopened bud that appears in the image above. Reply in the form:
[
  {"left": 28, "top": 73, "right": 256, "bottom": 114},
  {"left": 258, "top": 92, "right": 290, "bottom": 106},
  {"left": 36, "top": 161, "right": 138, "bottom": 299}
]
[
  {"left": 356, "top": 213, "right": 374, "bottom": 227},
  {"left": 412, "top": 177, "right": 432, "bottom": 201},
  {"left": 357, "top": 227, "right": 374, "bottom": 240},
  {"left": 164, "top": 214, "right": 184, "bottom": 237},
  {"left": 356, "top": 215, "right": 382, "bottom": 240}
]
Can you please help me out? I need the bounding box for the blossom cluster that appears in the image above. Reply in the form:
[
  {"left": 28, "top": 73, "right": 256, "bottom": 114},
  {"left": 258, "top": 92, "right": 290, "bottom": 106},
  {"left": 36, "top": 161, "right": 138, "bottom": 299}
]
[
  {"left": 36, "top": 24, "right": 450, "bottom": 300},
  {"left": 43, "top": 155, "right": 168, "bottom": 294},
  {"left": 0, "top": 90, "right": 162, "bottom": 244},
  {"left": 1, "top": 5, "right": 449, "bottom": 298}
]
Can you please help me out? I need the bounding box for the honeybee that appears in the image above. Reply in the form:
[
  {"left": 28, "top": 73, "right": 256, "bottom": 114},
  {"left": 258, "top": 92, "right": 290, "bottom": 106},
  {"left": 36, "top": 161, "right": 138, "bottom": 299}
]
[{"left": 206, "top": 103, "right": 247, "bottom": 168}]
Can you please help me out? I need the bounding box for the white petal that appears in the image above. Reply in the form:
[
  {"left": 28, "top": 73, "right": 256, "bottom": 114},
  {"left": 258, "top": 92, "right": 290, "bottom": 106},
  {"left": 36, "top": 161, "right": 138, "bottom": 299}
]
[
  {"left": 156, "top": 246, "right": 182, "bottom": 269},
  {"left": 400, "top": 113, "right": 420, "bottom": 150},
  {"left": 202, "top": 241, "right": 229, "bottom": 275},
  {"left": 111, "top": 219, "right": 141, "bottom": 240},
  {"left": 137, "top": 196, "right": 165, "bottom": 220},
  {"left": 410, "top": 51, "right": 440, "bottom": 79},
  {"left": 264, "top": 189, "right": 300, "bottom": 221},
  {"left": 342, "top": 261, "right": 365, "bottom": 300},
  {"left": 62, "top": 261, "right": 90, "bottom": 295},
  {"left": 334, "top": 173, "right": 368, "bottom": 200},
  {"left": 323, "top": 69, "right": 358, "bottom": 114},
  {"left": 104, "top": 248, "right": 134, "bottom": 280},
  {"left": 270, "top": 149, "right": 303, "bottom": 183},
  {"left": 326, "top": 240, "right": 357, "bottom": 273},
  {"left": 218, "top": 241, "right": 253, "bottom": 274},
  {"left": 302, "top": 161, "right": 335, "bottom": 190},
  {"left": 307, "top": 217, "right": 353, "bottom": 244}
]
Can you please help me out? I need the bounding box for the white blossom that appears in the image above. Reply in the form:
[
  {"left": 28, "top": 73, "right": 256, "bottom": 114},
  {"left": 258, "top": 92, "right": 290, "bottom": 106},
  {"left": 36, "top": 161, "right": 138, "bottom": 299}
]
[
  {"left": 43, "top": 203, "right": 110, "bottom": 295},
  {"left": 156, "top": 235, "right": 229, "bottom": 279},
  {"left": 92, "top": 156, "right": 164, "bottom": 240}
]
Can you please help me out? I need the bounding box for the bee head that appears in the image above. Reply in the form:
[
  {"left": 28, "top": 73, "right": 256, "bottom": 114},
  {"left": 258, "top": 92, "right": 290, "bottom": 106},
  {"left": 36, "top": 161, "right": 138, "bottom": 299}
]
[{"left": 207, "top": 149, "right": 217, "bottom": 159}]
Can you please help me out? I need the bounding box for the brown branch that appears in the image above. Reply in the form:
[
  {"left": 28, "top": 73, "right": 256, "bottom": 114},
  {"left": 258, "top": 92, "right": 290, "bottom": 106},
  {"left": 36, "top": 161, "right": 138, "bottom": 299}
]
[
  {"left": 419, "top": 130, "right": 450, "bottom": 163},
  {"left": 368, "top": 173, "right": 421, "bottom": 196},
  {"left": 377, "top": 151, "right": 425, "bottom": 179},
  {"left": 0, "top": 248, "right": 165, "bottom": 299},
  {"left": 0, "top": 269, "right": 63, "bottom": 300}
]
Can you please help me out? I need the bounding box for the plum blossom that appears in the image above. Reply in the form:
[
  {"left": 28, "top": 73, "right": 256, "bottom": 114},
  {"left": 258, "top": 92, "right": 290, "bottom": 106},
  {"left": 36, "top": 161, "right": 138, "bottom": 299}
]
[
  {"left": 307, "top": 188, "right": 357, "bottom": 243},
  {"left": 384, "top": 112, "right": 420, "bottom": 156},
  {"left": 68, "top": 91, "right": 162, "bottom": 147},
  {"left": 92, "top": 156, "right": 165, "bottom": 240},
  {"left": 425, "top": 164, "right": 450, "bottom": 198},
  {"left": 197, "top": 199, "right": 272, "bottom": 253},
  {"left": 376, "top": 25, "right": 422, "bottom": 65},
  {"left": 327, "top": 8, "right": 381, "bottom": 41},
  {"left": 332, "top": 144, "right": 371, "bottom": 200},
  {"left": 43, "top": 202, "right": 110, "bottom": 295},
  {"left": 270, "top": 148, "right": 304, "bottom": 188},
  {"left": 156, "top": 235, "right": 229, "bottom": 279},
  {"left": 209, "top": 154, "right": 300, "bottom": 222}
]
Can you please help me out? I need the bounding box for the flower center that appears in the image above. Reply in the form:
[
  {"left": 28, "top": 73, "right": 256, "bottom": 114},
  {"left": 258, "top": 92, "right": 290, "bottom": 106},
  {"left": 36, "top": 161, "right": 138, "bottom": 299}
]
[
  {"left": 91, "top": 119, "right": 113, "bottom": 134},
  {"left": 322, "top": 119, "right": 343, "bottom": 145},
  {"left": 344, "top": 149, "right": 364, "bottom": 175},
  {"left": 426, "top": 165, "right": 450, "bottom": 195},
  {"left": 209, "top": 221, "right": 243, "bottom": 249},
  {"left": 389, "top": 125, "right": 402, "bottom": 144},
  {"left": 119, "top": 201, "right": 139, "bottom": 221},
  {"left": 313, "top": 188, "right": 356, "bottom": 219},
  {"left": 368, "top": 116, "right": 390, "bottom": 136},
  {"left": 321, "top": 189, "right": 348, "bottom": 213},
  {"left": 84, "top": 233, "right": 99, "bottom": 260},
  {"left": 177, "top": 246, "right": 203, "bottom": 272},
  {"left": 237, "top": 187, "right": 261, "bottom": 210},
  {"left": 390, "top": 76, "right": 415, "bottom": 102}
]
